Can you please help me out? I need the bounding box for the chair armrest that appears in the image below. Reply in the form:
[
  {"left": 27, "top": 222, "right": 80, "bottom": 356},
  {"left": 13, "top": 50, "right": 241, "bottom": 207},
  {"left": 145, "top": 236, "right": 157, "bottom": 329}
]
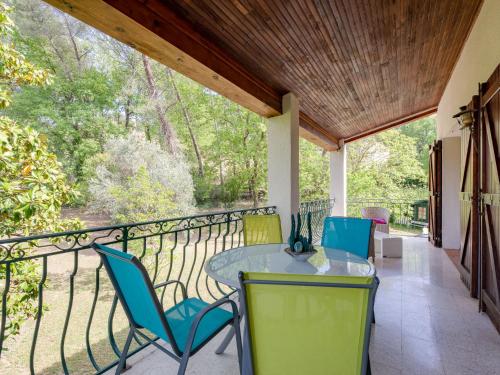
[
  {"left": 183, "top": 297, "right": 239, "bottom": 354},
  {"left": 154, "top": 280, "right": 187, "bottom": 300}
]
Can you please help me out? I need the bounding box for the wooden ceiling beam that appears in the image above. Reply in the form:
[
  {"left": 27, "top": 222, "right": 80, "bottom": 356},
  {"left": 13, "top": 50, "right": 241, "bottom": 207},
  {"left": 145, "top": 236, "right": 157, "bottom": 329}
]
[
  {"left": 299, "top": 112, "right": 339, "bottom": 151},
  {"left": 343, "top": 107, "right": 438, "bottom": 143},
  {"left": 45, "top": 0, "right": 339, "bottom": 151}
]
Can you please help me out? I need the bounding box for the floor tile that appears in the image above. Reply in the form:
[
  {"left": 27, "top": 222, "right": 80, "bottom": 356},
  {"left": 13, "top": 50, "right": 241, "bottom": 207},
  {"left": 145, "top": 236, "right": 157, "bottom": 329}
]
[{"left": 402, "top": 336, "right": 445, "bottom": 375}]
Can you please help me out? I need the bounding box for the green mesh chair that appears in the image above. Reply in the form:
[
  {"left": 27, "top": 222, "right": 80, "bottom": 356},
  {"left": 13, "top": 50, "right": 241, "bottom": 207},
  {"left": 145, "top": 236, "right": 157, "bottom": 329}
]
[
  {"left": 238, "top": 271, "right": 377, "bottom": 375},
  {"left": 242, "top": 214, "right": 283, "bottom": 246},
  {"left": 93, "top": 244, "right": 242, "bottom": 375}
]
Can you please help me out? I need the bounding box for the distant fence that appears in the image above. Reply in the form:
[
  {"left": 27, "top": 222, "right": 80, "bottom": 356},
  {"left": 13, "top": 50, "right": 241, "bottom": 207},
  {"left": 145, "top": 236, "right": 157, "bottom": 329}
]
[{"left": 347, "top": 198, "right": 428, "bottom": 228}]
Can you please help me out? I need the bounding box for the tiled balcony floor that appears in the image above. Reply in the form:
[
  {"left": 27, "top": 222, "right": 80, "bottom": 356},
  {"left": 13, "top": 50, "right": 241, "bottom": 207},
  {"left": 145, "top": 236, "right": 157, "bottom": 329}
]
[{"left": 111, "top": 237, "right": 500, "bottom": 375}]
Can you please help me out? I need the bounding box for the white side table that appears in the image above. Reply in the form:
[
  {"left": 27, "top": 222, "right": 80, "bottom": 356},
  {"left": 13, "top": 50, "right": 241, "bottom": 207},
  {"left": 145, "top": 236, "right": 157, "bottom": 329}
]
[{"left": 374, "top": 231, "right": 403, "bottom": 258}]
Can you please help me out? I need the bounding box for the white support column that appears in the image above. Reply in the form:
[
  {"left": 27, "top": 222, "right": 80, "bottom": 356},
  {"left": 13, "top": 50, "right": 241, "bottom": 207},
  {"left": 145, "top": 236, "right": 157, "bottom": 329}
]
[
  {"left": 329, "top": 144, "right": 347, "bottom": 216},
  {"left": 267, "top": 92, "right": 300, "bottom": 236}
]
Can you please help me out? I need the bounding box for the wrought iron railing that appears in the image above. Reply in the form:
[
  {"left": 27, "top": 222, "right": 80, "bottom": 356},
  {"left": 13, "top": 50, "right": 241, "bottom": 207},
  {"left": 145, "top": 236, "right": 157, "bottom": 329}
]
[
  {"left": 347, "top": 198, "right": 428, "bottom": 228},
  {"left": 0, "top": 206, "right": 275, "bottom": 375},
  {"left": 299, "top": 199, "right": 334, "bottom": 243}
]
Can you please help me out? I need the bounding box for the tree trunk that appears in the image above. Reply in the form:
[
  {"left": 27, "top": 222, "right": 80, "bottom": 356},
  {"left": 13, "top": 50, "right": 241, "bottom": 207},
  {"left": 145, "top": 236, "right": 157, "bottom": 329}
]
[
  {"left": 124, "top": 97, "right": 132, "bottom": 129},
  {"left": 251, "top": 156, "right": 259, "bottom": 207},
  {"left": 166, "top": 68, "right": 204, "bottom": 176},
  {"left": 63, "top": 14, "right": 85, "bottom": 70},
  {"left": 142, "top": 55, "right": 179, "bottom": 155}
]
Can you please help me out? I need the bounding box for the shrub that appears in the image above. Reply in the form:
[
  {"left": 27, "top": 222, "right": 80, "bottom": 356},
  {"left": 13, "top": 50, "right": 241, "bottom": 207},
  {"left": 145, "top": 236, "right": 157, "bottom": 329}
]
[
  {"left": 88, "top": 131, "right": 195, "bottom": 223},
  {"left": 0, "top": 117, "right": 81, "bottom": 237}
]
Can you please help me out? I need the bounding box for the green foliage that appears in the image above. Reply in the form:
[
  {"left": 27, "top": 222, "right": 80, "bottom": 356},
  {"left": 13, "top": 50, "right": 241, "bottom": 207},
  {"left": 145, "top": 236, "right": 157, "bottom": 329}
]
[
  {"left": 107, "top": 166, "right": 177, "bottom": 224},
  {"left": 87, "top": 132, "right": 194, "bottom": 223},
  {"left": 347, "top": 128, "right": 428, "bottom": 200},
  {"left": 399, "top": 117, "right": 437, "bottom": 173},
  {"left": 299, "top": 138, "right": 329, "bottom": 201},
  {"left": 6, "top": 67, "right": 125, "bottom": 186},
  {"left": 0, "top": 3, "right": 80, "bottom": 343},
  {"left": 0, "top": 118, "right": 81, "bottom": 340},
  {"left": 0, "top": 117, "right": 80, "bottom": 236},
  {"left": 167, "top": 80, "right": 268, "bottom": 207},
  {"left": 0, "top": 3, "right": 51, "bottom": 108},
  {"left": 2, "top": 258, "right": 46, "bottom": 341}
]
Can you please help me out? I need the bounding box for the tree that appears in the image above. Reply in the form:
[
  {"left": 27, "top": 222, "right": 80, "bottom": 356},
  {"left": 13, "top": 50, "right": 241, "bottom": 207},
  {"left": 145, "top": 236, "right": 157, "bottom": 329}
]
[
  {"left": 142, "top": 55, "right": 179, "bottom": 154},
  {"left": 0, "top": 3, "right": 50, "bottom": 108},
  {"left": 5, "top": 1, "right": 126, "bottom": 191},
  {"left": 347, "top": 129, "right": 427, "bottom": 200},
  {"left": 0, "top": 3, "right": 80, "bottom": 341},
  {"left": 166, "top": 67, "right": 204, "bottom": 177},
  {"left": 299, "top": 139, "right": 329, "bottom": 201},
  {"left": 398, "top": 117, "right": 436, "bottom": 172}
]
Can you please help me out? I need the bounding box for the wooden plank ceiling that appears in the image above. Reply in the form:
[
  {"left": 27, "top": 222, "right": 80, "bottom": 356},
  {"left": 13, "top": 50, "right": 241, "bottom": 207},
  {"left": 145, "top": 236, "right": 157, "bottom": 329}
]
[{"left": 46, "top": 0, "right": 482, "bottom": 148}]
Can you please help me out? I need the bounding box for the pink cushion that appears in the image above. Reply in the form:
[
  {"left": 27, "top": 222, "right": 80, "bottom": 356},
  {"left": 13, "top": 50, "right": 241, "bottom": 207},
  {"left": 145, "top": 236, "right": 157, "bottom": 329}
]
[{"left": 371, "top": 217, "right": 387, "bottom": 225}]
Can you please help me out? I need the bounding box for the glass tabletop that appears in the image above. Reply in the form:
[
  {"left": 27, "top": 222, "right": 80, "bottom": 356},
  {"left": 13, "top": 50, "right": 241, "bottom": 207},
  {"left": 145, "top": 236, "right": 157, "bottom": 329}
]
[{"left": 204, "top": 243, "right": 375, "bottom": 288}]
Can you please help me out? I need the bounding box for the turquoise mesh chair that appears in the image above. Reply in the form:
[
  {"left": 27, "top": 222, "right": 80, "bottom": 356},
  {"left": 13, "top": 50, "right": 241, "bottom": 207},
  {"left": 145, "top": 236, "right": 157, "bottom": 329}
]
[
  {"left": 321, "top": 216, "right": 379, "bottom": 323},
  {"left": 93, "top": 244, "right": 242, "bottom": 375},
  {"left": 321, "top": 217, "right": 374, "bottom": 258},
  {"left": 243, "top": 214, "right": 283, "bottom": 246},
  {"left": 239, "top": 271, "right": 377, "bottom": 374}
]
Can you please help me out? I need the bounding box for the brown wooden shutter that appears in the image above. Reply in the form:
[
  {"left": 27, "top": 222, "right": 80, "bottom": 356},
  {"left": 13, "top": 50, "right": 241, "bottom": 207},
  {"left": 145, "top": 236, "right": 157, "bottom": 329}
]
[
  {"left": 428, "top": 140, "right": 442, "bottom": 247},
  {"left": 479, "top": 64, "right": 500, "bottom": 332},
  {"left": 458, "top": 96, "right": 480, "bottom": 298}
]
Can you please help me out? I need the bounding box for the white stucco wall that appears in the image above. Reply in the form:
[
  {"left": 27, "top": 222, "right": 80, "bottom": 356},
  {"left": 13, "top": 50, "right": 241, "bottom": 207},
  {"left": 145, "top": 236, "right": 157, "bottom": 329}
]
[
  {"left": 437, "top": 0, "right": 500, "bottom": 139},
  {"left": 441, "top": 137, "right": 461, "bottom": 249},
  {"left": 436, "top": 0, "right": 500, "bottom": 249},
  {"left": 267, "top": 93, "right": 300, "bottom": 237},
  {"left": 329, "top": 145, "right": 346, "bottom": 216}
]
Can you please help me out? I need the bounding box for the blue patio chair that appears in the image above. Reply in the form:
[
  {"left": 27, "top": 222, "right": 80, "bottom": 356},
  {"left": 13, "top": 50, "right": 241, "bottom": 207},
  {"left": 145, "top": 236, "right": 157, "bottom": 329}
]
[
  {"left": 321, "top": 216, "right": 374, "bottom": 258},
  {"left": 93, "top": 243, "right": 242, "bottom": 375},
  {"left": 321, "top": 216, "right": 378, "bottom": 324}
]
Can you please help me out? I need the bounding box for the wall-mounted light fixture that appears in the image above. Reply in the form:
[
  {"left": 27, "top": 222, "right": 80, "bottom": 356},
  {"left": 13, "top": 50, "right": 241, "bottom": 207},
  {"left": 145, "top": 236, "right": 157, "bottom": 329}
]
[{"left": 453, "top": 105, "right": 475, "bottom": 130}]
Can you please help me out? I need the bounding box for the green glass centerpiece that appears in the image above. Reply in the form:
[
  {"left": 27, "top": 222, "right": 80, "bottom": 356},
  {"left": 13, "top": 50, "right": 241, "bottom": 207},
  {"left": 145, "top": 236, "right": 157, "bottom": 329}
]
[{"left": 285, "top": 212, "right": 317, "bottom": 261}]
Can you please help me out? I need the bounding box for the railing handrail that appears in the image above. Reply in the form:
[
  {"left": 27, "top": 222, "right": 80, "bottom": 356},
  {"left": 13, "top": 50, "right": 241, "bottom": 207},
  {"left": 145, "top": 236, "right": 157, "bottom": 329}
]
[
  {"left": 0, "top": 206, "right": 277, "bottom": 264},
  {"left": 347, "top": 197, "right": 428, "bottom": 227},
  {"left": 299, "top": 198, "right": 334, "bottom": 205},
  {"left": 0, "top": 205, "right": 277, "bottom": 245},
  {"left": 348, "top": 197, "right": 427, "bottom": 203}
]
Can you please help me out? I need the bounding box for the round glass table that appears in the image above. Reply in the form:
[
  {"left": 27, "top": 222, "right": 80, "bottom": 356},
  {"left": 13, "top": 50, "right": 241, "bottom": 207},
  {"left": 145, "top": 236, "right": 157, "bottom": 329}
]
[
  {"left": 205, "top": 243, "right": 375, "bottom": 288},
  {"left": 204, "top": 243, "right": 375, "bottom": 369}
]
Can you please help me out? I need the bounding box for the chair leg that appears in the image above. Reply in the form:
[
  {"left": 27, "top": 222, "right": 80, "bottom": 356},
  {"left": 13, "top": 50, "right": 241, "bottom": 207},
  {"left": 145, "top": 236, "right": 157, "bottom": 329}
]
[
  {"left": 116, "top": 328, "right": 134, "bottom": 375},
  {"left": 367, "top": 353, "right": 372, "bottom": 375},
  {"left": 177, "top": 353, "right": 190, "bottom": 375},
  {"left": 233, "top": 318, "right": 243, "bottom": 374},
  {"left": 372, "top": 276, "right": 380, "bottom": 325}
]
